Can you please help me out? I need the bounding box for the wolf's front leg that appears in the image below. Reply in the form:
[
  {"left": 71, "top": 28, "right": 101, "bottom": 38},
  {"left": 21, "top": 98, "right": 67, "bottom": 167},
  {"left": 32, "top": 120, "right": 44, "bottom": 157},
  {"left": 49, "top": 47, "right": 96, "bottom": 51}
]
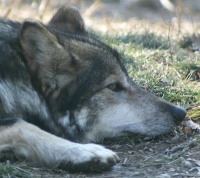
[{"left": 0, "top": 119, "right": 119, "bottom": 172}]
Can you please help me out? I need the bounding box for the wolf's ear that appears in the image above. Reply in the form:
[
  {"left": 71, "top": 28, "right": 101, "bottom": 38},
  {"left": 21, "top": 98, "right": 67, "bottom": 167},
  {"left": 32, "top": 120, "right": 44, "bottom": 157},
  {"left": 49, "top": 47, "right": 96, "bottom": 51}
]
[
  {"left": 20, "top": 20, "right": 72, "bottom": 94},
  {"left": 20, "top": 20, "right": 60, "bottom": 63},
  {"left": 48, "top": 6, "right": 85, "bottom": 33}
]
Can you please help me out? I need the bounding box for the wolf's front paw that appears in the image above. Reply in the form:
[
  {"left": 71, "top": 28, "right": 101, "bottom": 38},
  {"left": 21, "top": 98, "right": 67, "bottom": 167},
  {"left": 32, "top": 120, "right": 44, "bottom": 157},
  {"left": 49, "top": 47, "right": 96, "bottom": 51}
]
[{"left": 61, "top": 143, "right": 119, "bottom": 172}]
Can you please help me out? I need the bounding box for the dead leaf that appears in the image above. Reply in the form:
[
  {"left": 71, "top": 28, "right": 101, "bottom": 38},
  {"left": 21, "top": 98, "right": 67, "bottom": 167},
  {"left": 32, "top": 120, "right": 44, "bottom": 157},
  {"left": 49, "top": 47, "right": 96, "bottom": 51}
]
[
  {"left": 187, "top": 158, "right": 200, "bottom": 167},
  {"left": 189, "top": 167, "right": 200, "bottom": 174},
  {"left": 184, "top": 127, "right": 192, "bottom": 135}
]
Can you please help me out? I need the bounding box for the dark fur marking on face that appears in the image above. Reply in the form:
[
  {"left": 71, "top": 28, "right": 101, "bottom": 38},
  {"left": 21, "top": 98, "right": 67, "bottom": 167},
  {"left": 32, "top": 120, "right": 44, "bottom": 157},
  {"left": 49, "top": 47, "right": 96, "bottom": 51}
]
[{"left": 0, "top": 118, "right": 19, "bottom": 126}]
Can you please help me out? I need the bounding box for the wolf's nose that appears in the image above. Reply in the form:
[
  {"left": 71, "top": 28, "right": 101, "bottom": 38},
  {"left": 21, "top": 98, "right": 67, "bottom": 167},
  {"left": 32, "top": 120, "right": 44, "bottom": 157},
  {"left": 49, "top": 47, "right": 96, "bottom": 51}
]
[{"left": 172, "top": 105, "right": 186, "bottom": 123}]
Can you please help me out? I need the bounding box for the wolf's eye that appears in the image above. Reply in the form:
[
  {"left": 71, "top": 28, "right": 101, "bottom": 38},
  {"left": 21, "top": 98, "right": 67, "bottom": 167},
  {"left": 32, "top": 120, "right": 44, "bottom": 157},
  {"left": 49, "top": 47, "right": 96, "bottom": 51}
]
[{"left": 107, "top": 83, "right": 123, "bottom": 92}]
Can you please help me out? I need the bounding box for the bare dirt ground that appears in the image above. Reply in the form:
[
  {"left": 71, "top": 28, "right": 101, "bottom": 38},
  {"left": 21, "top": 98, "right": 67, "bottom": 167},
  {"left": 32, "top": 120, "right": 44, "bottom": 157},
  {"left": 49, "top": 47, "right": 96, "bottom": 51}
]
[
  {"left": 78, "top": 131, "right": 200, "bottom": 178},
  {"left": 0, "top": 0, "right": 200, "bottom": 177}
]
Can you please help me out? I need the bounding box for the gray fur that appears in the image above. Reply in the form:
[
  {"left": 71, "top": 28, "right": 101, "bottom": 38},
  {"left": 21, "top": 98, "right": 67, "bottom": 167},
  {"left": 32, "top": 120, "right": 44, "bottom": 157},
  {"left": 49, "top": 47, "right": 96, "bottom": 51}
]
[{"left": 0, "top": 6, "right": 186, "bottom": 172}]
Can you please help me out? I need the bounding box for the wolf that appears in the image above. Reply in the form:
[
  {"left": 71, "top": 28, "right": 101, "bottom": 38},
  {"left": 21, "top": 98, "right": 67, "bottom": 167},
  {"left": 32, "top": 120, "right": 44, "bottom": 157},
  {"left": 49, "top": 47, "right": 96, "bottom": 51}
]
[{"left": 0, "top": 6, "right": 186, "bottom": 172}]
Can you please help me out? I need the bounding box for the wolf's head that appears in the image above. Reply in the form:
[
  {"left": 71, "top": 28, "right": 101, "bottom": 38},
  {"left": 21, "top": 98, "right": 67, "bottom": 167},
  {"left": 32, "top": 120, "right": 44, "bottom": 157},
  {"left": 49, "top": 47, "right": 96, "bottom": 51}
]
[{"left": 20, "top": 6, "right": 186, "bottom": 142}]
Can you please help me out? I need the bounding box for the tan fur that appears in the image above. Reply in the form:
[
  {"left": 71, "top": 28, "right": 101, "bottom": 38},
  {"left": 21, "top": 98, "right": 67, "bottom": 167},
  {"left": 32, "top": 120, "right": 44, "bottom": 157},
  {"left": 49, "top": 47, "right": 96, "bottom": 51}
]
[{"left": 0, "top": 120, "right": 118, "bottom": 167}]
